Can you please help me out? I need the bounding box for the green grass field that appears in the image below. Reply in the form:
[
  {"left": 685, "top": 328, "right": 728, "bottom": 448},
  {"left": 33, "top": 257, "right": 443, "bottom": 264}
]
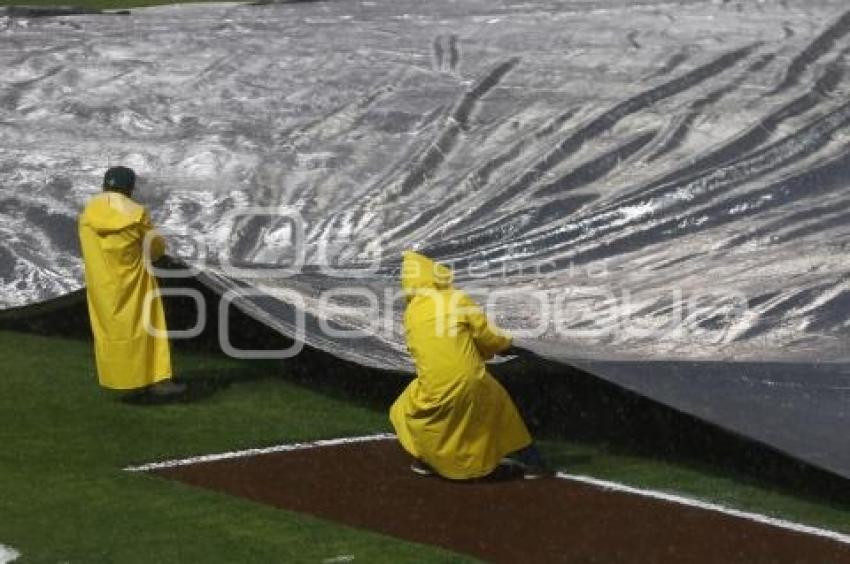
[
  {"left": 0, "top": 330, "right": 472, "bottom": 563},
  {"left": 0, "top": 329, "right": 848, "bottom": 563}
]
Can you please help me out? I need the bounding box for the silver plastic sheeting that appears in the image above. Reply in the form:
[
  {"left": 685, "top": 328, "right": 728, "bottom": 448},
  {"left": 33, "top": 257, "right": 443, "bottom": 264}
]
[{"left": 1, "top": 0, "right": 848, "bottom": 477}]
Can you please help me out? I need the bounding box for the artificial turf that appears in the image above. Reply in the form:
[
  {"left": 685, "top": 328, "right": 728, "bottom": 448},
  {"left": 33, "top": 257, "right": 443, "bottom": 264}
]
[
  {"left": 0, "top": 329, "right": 848, "bottom": 563},
  {"left": 0, "top": 330, "right": 474, "bottom": 563}
]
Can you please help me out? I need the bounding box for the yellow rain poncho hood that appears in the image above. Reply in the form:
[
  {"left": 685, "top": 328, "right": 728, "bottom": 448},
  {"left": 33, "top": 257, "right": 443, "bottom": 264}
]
[
  {"left": 400, "top": 249, "right": 453, "bottom": 297},
  {"left": 390, "top": 251, "right": 532, "bottom": 479},
  {"left": 78, "top": 192, "right": 171, "bottom": 390}
]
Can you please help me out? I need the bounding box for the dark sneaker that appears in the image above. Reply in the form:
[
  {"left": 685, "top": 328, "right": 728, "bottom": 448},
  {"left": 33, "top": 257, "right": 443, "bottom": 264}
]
[
  {"left": 500, "top": 456, "right": 523, "bottom": 467},
  {"left": 410, "top": 460, "right": 435, "bottom": 477},
  {"left": 522, "top": 465, "right": 555, "bottom": 480},
  {"left": 149, "top": 380, "right": 187, "bottom": 397},
  {"left": 508, "top": 444, "right": 553, "bottom": 479}
]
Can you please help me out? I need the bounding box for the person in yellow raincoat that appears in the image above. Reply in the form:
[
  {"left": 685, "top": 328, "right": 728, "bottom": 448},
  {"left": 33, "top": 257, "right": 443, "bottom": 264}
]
[
  {"left": 78, "top": 166, "right": 181, "bottom": 396},
  {"left": 390, "top": 250, "right": 548, "bottom": 480}
]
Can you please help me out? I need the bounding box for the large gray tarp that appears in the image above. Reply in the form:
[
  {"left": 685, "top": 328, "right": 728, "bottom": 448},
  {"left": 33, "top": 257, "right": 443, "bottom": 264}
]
[{"left": 1, "top": 0, "right": 848, "bottom": 477}]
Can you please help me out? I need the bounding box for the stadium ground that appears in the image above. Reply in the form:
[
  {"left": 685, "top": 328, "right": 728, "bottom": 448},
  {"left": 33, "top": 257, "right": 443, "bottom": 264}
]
[
  {"left": 145, "top": 436, "right": 850, "bottom": 563},
  {"left": 0, "top": 330, "right": 467, "bottom": 563},
  {"left": 2, "top": 1, "right": 849, "bottom": 560},
  {"left": 0, "top": 329, "right": 849, "bottom": 562}
]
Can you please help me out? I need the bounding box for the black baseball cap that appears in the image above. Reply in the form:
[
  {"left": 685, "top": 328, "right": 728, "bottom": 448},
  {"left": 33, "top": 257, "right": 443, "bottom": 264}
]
[{"left": 103, "top": 166, "right": 136, "bottom": 193}]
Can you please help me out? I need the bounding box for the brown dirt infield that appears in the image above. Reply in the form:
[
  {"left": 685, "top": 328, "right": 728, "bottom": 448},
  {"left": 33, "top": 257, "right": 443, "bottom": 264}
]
[{"left": 154, "top": 439, "right": 850, "bottom": 563}]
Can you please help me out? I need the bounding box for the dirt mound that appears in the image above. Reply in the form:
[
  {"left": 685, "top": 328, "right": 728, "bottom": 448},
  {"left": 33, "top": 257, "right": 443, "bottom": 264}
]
[{"left": 154, "top": 438, "right": 850, "bottom": 563}]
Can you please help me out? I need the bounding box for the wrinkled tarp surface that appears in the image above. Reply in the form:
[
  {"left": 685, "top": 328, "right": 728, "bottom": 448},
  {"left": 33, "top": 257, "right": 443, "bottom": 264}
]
[{"left": 0, "top": 0, "right": 848, "bottom": 477}]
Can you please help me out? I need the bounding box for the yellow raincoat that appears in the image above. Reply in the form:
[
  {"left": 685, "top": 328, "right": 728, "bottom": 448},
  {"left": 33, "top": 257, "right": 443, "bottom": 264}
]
[
  {"left": 390, "top": 251, "right": 532, "bottom": 479},
  {"left": 78, "top": 192, "right": 172, "bottom": 390}
]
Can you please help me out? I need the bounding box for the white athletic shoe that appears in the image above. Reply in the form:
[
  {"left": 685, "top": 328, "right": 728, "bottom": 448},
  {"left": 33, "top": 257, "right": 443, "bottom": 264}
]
[{"left": 410, "top": 460, "right": 435, "bottom": 476}]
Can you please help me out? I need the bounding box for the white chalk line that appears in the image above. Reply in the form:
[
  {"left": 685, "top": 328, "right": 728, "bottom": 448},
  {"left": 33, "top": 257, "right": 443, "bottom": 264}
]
[
  {"left": 125, "top": 433, "right": 850, "bottom": 546},
  {"left": 0, "top": 545, "right": 20, "bottom": 564},
  {"left": 555, "top": 472, "right": 850, "bottom": 546},
  {"left": 124, "top": 433, "right": 395, "bottom": 472}
]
